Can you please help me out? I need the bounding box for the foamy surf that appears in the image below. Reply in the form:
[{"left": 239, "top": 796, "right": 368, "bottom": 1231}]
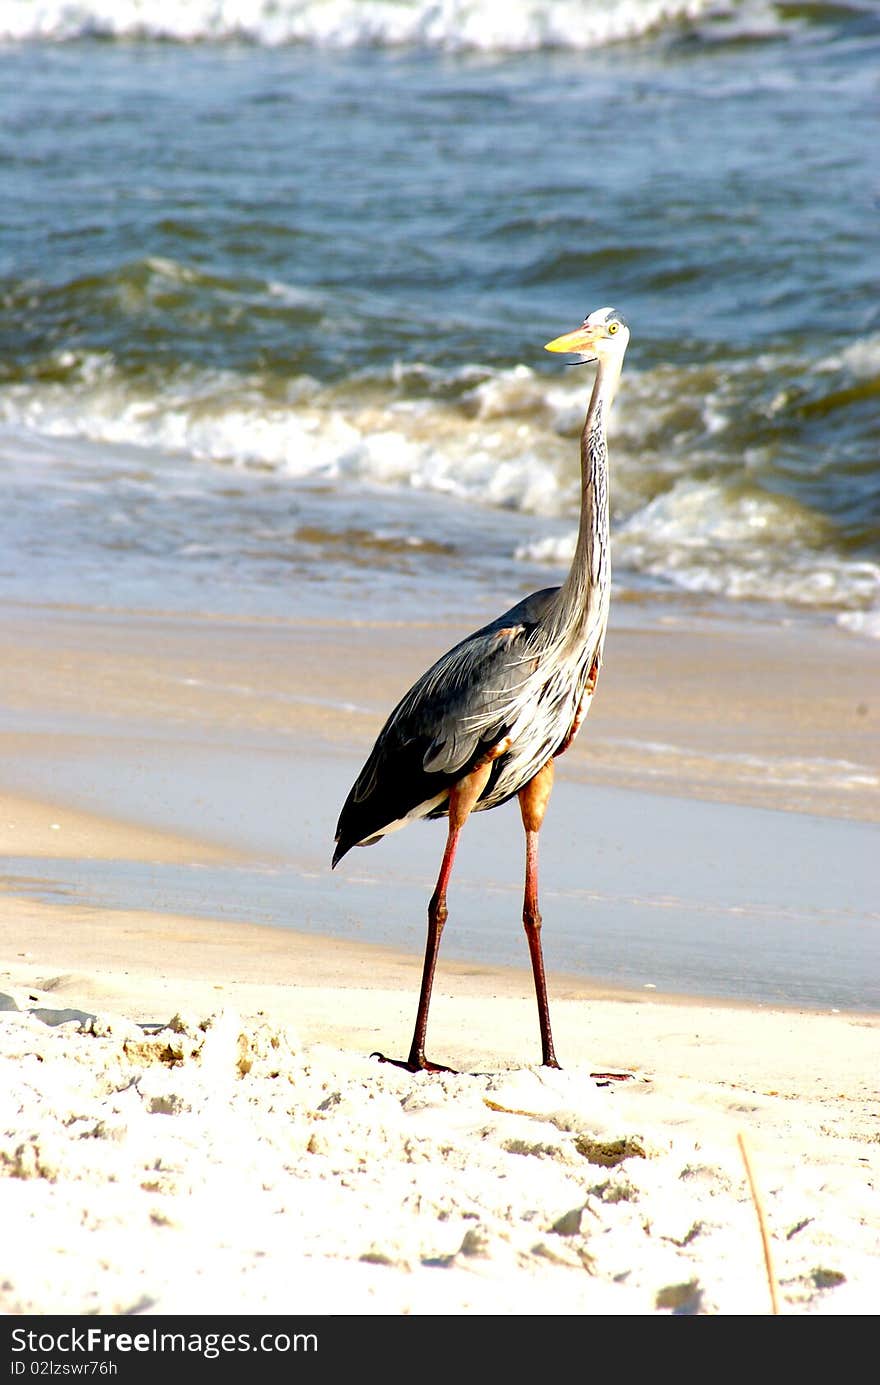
[
  {"left": 3, "top": 14, "right": 877, "bottom": 635},
  {"left": 2, "top": 340, "right": 877, "bottom": 628},
  {"left": 0, "top": 0, "right": 786, "bottom": 51}
]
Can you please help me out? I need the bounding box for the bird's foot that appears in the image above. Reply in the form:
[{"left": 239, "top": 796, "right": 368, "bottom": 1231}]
[{"left": 370, "top": 1050, "right": 457, "bottom": 1075}]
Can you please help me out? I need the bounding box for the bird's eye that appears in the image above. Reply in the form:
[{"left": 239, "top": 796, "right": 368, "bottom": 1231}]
[{"left": 607, "top": 322, "right": 619, "bottom": 335}]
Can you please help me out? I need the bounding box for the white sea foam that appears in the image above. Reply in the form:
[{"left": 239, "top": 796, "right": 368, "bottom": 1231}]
[
  {"left": 606, "top": 737, "right": 880, "bottom": 792},
  {"left": 837, "top": 608, "right": 880, "bottom": 642},
  {"left": 517, "top": 476, "right": 880, "bottom": 621},
  {"left": 0, "top": 355, "right": 572, "bottom": 513},
  {"left": 3, "top": 353, "right": 877, "bottom": 625},
  {"left": 0, "top": 0, "right": 783, "bottom": 51},
  {"left": 612, "top": 478, "right": 880, "bottom": 612},
  {"left": 819, "top": 333, "right": 880, "bottom": 380}
]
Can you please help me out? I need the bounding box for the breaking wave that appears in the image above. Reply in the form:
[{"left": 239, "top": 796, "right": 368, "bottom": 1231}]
[
  {"left": 0, "top": 0, "right": 847, "bottom": 52},
  {"left": 2, "top": 333, "right": 878, "bottom": 628}
]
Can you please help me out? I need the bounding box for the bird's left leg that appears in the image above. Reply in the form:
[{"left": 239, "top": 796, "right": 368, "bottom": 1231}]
[
  {"left": 373, "top": 755, "right": 495, "bottom": 1075},
  {"left": 518, "top": 758, "right": 560, "bottom": 1069}
]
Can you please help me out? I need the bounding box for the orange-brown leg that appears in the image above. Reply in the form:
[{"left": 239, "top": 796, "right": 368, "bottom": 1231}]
[
  {"left": 518, "top": 759, "right": 560, "bottom": 1068},
  {"left": 372, "top": 758, "right": 494, "bottom": 1073}
]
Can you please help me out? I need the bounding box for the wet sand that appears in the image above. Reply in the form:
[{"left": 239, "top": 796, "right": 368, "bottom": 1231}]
[
  {"left": 0, "top": 599, "right": 877, "bottom": 1005},
  {"left": 1, "top": 598, "right": 878, "bottom": 1315}
]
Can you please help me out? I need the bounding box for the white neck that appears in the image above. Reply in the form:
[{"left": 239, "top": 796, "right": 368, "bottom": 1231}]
[{"left": 554, "top": 354, "right": 620, "bottom": 640}]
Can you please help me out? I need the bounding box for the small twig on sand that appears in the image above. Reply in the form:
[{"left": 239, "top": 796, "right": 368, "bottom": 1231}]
[{"left": 737, "top": 1130, "right": 780, "bottom": 1315}]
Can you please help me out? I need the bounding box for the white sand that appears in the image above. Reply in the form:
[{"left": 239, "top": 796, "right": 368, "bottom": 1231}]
[
  {"left": 1, "top": 604, "right": 878, "bottom": 1317},
  {"left": 2, "top": 920, "right": 877, "bottom": 1317}
]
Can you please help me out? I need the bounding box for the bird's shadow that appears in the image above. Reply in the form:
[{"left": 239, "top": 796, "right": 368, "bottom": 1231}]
[
  {"left": 1, "top": 992, "right": 166, "bottom": 1033},
  {"left": 1, "top": 991, "right": 94, "bottom": 1027}
]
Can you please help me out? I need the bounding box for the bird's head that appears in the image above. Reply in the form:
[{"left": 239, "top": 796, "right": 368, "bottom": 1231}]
[{"left": 544, "top": 306, "right": 629, "bottom": 365}]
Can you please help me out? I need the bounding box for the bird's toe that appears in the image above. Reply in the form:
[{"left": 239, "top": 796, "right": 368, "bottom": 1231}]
[{"left": 370, "top": 1050, "right": 458, "bottom": 1075}]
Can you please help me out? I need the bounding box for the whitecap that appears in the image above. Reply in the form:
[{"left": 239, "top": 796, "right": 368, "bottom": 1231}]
[
  {"left": 613, "top": 478, "right": 880, "bottom": 610},
  {"left": 837, "top": 608, "right": 880, "bottom": 642},
  {"left": 0, "top": 0, "right": 780, "bottom": 52}
]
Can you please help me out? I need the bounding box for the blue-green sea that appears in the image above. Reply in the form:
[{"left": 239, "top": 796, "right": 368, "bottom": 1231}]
[{"left": 1, "top": 0, "right": 878, "bottom": 635}]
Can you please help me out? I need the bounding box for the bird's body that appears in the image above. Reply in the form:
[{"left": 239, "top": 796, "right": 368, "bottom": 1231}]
[
  {"left": 333, "top": 307, "right": 630, "bottom": 1071},
  {"left": 332, "top": 582, "right": 603, "bottom": 860}
]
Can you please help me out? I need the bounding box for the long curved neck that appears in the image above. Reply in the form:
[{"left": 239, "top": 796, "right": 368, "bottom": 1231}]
[{"left": 555, "top": 354, "right": 621, "bottom": 640}]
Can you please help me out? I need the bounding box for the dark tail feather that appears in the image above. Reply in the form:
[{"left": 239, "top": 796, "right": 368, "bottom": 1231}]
[
  {"left": 331, "top": 838, "right": 351, "bottom": 870},
  {"left": 332, "top": 734, "right": 463, "bottom": 871}
]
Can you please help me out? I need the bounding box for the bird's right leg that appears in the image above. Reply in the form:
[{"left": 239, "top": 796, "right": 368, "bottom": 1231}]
[
  {"left": 372, "top": 757, "right": 494, "bottom": 1074},
  {"left": 518, "top": 759, "right": 561, "bottom": 1069}
]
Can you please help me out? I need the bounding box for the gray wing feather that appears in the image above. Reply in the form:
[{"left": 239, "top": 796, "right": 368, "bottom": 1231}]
[
  {"left": 396, "top": 588, "right": 558, "bottom": 775},
  {"left": 351, "top": 587, "right": 559, "bottom": 798}
]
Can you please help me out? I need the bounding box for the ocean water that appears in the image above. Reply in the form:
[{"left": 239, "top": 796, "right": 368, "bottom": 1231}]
[{"left": 1, "top": 0, "right": 878, "bottom": 636}]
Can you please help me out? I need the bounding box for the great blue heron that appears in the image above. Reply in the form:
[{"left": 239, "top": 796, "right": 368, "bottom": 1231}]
[{"left": 333, "top": 306, "right": 630, "bottom": 1071}]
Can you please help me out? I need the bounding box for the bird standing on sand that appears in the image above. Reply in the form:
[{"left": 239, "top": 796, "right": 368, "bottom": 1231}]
[{"left": 333, "top": 307, "right": 630, "bottom": 1071}]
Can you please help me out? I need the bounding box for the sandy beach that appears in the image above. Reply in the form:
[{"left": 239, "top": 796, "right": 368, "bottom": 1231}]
[
  {"left": 1, "top": 600, "right": 878, "bottom": 1317},
  {"left": 3, "top": 1, "right": 879, "bottom": 1329}
]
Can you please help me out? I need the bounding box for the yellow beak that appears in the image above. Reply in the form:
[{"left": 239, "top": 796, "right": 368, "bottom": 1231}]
[{"left": 544, "top": 324, "right": 597, "bottom": 354}]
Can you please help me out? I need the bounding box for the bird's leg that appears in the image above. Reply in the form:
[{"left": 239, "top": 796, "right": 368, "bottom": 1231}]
[
  {"left": 373, "top": 758, "right": 494, "bottom": 1075},
  {"left": 518, "top": 759, "right": 561, "bottom": 1069}
]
